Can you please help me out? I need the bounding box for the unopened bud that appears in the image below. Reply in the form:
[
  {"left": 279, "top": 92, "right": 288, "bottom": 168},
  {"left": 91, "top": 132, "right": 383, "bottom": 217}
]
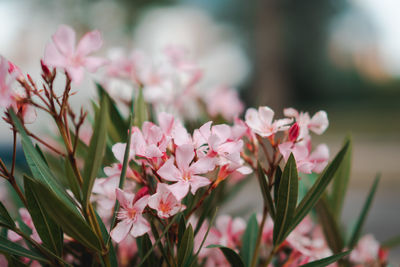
[
  {"left": 40, "top": 60, "right": 51, "bottom": 79},
  {"left": 289, "top": 122, "right": 300, "bottom": 142}
]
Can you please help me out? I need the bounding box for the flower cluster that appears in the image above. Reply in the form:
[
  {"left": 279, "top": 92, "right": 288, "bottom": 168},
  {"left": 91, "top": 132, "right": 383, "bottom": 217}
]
[{"left": 0, "top": 25, "right": 393, "bottom": 267}]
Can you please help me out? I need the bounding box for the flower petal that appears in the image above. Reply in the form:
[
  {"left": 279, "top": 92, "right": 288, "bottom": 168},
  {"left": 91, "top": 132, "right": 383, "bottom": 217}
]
[
  {"left": 76, "top": 30, "right": 103, "bottom": 57},
  {"left": 309, "top": 111, "right": 329, "bottom": 135},
  {"left": 111, "top": 220, "right": 132, "bottom": 243},
  {"left": 258, "top": 106, "right": 274, "bottom": 125},
  {"left": 190, "top": 157, "right": 216, "bottom": 174},
  {"left": 52, "top": 25, "right": 76, "bottom": 56},
  {"left": 167, "top": 182, "right": 190, "bottom": 201},
  {"left": 43, "top": 42, "right": 67, "bottom": 68},
  {"left": 157, "top": 158, "right": 182, "bottom": 182},
  {"left": 189, "top": 175, "right": 211, "bottom": 195},
  {"left": 176, "top": 144, "right": 195, "bottom": 171},
  {"left": 130, "top": 215, "right": 150, "bottom": 237}
]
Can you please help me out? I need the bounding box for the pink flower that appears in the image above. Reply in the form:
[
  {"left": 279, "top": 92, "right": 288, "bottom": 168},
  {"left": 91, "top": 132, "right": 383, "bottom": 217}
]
[
  {"left": 104, "top": 143, "right": 138, "bottom": 182},
  {"left": 157, "top": 144, "right": 215, "bottom": 200},
  {"left": 350, "top": 234, "right": 380, "bottom": 264},
  {"left": 210, "top": 215, "right": 246, "bottom": 249},
  {"left": 284, "top": 108, "right": 329, "bottom": 140},
  {"left": 44, "top": 25, "right": 106, "bottom": 84},
  {"left": 279, "top": 141, "right": 329, "bottom": 174},
  {"left": 205, "top": 86, "right": 244, "bottom": 121},
  {"left": 157, "top": 112, "right": 192, "bottom": 146},
  {"left": 110, "top": 189, "right": 150, "bottom": 243},
  {"left": 148, "top": 183, "right": 185, "bottom": 218},
  {"left": 245, "top": 106, "right": 292, "bottom": 137},
  {"left": 8, "top": 208, "right": 41, "bottom": 243},
  {"left": 0, "top": 56, "right": 17, "bottom": 108}
]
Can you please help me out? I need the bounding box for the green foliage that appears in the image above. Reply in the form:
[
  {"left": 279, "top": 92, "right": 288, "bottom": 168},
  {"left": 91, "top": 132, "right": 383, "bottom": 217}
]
[
  {"left": 24, "top": 177, "right": 63, "bottom": 256},
  {"left": 300, "top": 250, "right": 350, "bottom": 267},
  {"left": 0, "top": 235, "right": 50, "bottom": 264},
  {"left": 137, "top": 234, "right": 158, "bottom": 267},
  {"left": 256, "top": 163, "right": 275, "bottom": 220},
  {"left": 82, "top": 95, "right": 109, "bottom": 208},
  {"left": 0, "top": 201, "right": 15, "bottom": 229},
  {"left": 347, "top": 174, "right": 380, "bottom": 248},
  {"left": 25, "top": 176, "right": 102, "bottom": 252},
  {"left": 240, "top": 213, "right": 259, "bottom": 267},
  {"left": 207, "top": 245, "right": 245, "bottom": 267},
  {"left": 133, "top": 87, "right": 149, "bottom": 127},
  {"left": 273, "top": 154, "right": 298, "bottom": 246},
  {"left": 177, "top": 224, "right": 194, "bottom": 267}
]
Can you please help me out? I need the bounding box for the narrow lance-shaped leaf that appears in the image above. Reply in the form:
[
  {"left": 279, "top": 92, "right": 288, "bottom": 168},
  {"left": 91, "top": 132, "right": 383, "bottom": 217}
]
[
  {"left": 273, "top": 154, "right": 298, "bottom": 246},
  {"left": 315, "top": 197, "right": 343, "bottom": 253},
  {"left": 347, "top": 174, "right": 380, "bottom": 248},
  {"left": 207, "top": 245, "right": 245, "bottom": 267},
  {"left": 136, "top": 234, "right": 158, "bottom": 267},
  {"left": 27, "top": 177, "right": 102, "bottom": 252},
  {"left": 82, "top": 96, "right": 108, "bottom": 208},
  {"left": 24, "top": 177, "right": 63, "bottom": 256},
  {"left": 288, "top": 140, "right": 350, "bottom": 236},
  {"left": 0, "top": 201, "right": 15, "bottom": 229},
  {"left": 240, "top": 213, "right": 259, "bottom": 267},
  {"left": 0, "top": 235, "right": 50, "bottom": 264},
  {"left": 94, "top": 211, "right": 118, "bottom": 267},
  {"left": 133, "top": 87, "right": 148, "bottom": 127},
  {"left": 300, "top": 250, "right": 351, "bottom": 267},
  {"left": 9, "top": 110, "right": 78, "bottom": 213},
  {"left": 330, "top": 135, "right": 352, "bottom": 220},
  {"left": 256, "top": 163, "right": 276, "bottom": 220},
  {"left": 177, "top": 224, "right": 194, "bottom": 267},
  {"left": 274, "top": 166, "right": 282, "bottom": 202}
]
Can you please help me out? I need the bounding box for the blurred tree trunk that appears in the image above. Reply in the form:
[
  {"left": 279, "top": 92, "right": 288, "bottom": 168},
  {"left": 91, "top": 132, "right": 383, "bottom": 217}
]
[{"left": 250, "top": 0, "right": 288, "bottom": 112}]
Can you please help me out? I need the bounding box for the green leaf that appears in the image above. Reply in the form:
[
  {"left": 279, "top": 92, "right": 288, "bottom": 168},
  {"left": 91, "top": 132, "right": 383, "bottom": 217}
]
[
  {"left": 273, "top": 154, "right": 298, "bottom": 246},
  {"left": 133, "top": 88, "right": 148, "bottom": 127},
  {"left": 178, "top": 224, "right": 194, "bottom": 267},
  {"left": 274, "top": 166, "right": 282, "bottom": 202},
  {"left": 330, "top": 135, "right": 352, "bottom": 220},
  {"left": 97, "top": 84, "right": 128, "bottom": 142},
  {"left": 149, "top": 220, "right": 172, "bottom": 267},
  {"left": 24, "top": 177, "right": 63, "bottom": 256},
  {"left": 289, "top": 140, "right": 350, "bottom": 236},
  {"left": 138, "top": 214, "right": 181, "bottom": 266},
  {"left": 82, "top": 95, "right": 108, "bottom": 208},
  {"left": 240, "top": 213, "right": 259, "bottom": 267},
  {"left": 65, "top": 159, "right": 82, "bottom": 202},
  {"left": 0, "top": 201, "right": 15, "bottom": 229},
  {"left": 137, "top": 234, "right": 157, "bottom": 267},
  {"left": 207, "top": 245, "right": 244, "bottom": 267},
  {"left": 0, "top": 235, "right": 50, "bottom": 263},
  {"left": 300, "top": 250, "right": 350, "bottom": 267},
  {"left": 26, "top": 177, "right": 102, "bottom": 252},
  {"left": 315, "top": 197, "right": 343, "bottom": 253},
  {"left": 347, "top": 174, "right": 380, "bottom": 248},
  {"left": 256, "top": 163, "right": 276, "bottom": 220},
  {"left": 9, "top": 110, "right": 77, "bottom": 212},
  {"left": 94, "top": 211, "right": 118, "bottom": 267},
  {"left": 178, "top": 215, "right": 187, "bottom": 249}
]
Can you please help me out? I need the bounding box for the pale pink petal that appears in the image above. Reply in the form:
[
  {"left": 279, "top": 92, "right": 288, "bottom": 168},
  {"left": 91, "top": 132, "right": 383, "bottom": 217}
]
[
  {"left": 111, "top": 220, "right": 132, "bottom": 243},
  {"left": 167, "top": 181, "right": 190, "bottom": 201},
  {"left": 309, "top": 144, "right": 329, "bottom": 173},
  {"left": 158, "top": 112, "right": 175, "bottom": 136},
  {"left": 258, "top": 106, "right": 274, "bottom": 125},
  {"left": 133, "top": 195, "right": 149, "bottom": 213},
  {"left": 130, "top": 215, "right": 150, "bottom": 237},
  {"left": 273, "top": 118, "right": 293, "bottom": 131},
  {"left": 283, "top": 108, "right": 299, "bottom": 118},
  {"left": 189, "top": 175, "right": 211, "bottom": 195},
  {"left": 190, "top": 157, "right": 216, "bottom": 174},
  {"left": 176, "top": 144, "right": 195, "bottom": 171},
  {"left": 245, "top": 108, "right": 263, "bottom": 133},
  {"left": 112, "top": 143, "right": 127, "bottom": 163},
  {"left": 144, "top": 144, "right": 163, "bottom": 158},
  {"left": 297, "top": 161, "right": 314, "bottom": 174},
  {"left": 212, "top": 124, "right": 231, "bottom": 143},
  {"left": 43, "top": 42, "right": 67, "bottom": 67},
  {"left": 52, "top": 25, "right": 76, "bottom": 56},
  {"left": 84, "top": 57, "right": 107, "bottom": 72},
  {"left": 278, "top": 142, "right": 294, "bottom": 161},
  {"left": 198, "top": 121, "right": 213, "bottom": 140},
  {"left": 173, "top": 123, "right": 191, "bottom": 146},
  {"left": 157, "top": 158, "right": 182, "bottom": 182},
  {"left": 309, "top": 111, "right": 329, "bottom": 135},
  {"left": 76, "top": 30, "right": 103, "bottom": 57},
  {"left": 65, "top": 66, "right": 85, "bottom": 84},
  {"left": 115, "top": 188, "right": 134, "bottom": 209},
  {"left": 236, "top": 166, "right": 252, "bottom": 175}
]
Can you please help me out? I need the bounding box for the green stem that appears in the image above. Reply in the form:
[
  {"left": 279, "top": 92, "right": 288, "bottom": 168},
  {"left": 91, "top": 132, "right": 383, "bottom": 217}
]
[{"left": 250, "top": 206, "right": 268, "bottom": 267}]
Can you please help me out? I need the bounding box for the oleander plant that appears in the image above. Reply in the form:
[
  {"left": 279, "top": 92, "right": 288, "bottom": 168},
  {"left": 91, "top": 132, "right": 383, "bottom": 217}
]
[{"left": 0, "top": 25, "right": 397, "bottom": 266}]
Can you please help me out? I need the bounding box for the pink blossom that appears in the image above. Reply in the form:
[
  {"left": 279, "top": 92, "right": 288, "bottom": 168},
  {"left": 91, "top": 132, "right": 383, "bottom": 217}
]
[
  {"left": 278, "top": 141, "right": 329, "bottom": 174},
  {"left": 131, "top": 122, "right": 169, "bottom": 169},
  {"left": 284, "top": 108, "right": 329, "bottom": 140},
  {"left": 110, "top": 189, "right": 150, "bottom": 243},
  {"left": 205, "top": 86, "right": 244, "bottom": 121},
  {"left": 0, "top": 56, "right": 17, "bottom": 108},
  {"left": 148, "top": 183, "right": 185, "bottom": 218},
  {"left": 350, "top": 234, "right": 380, "bottom": 264},
  {"left": 44, "top": 25, "right": 106, "bottom": 84},
  {"left": 104, "top": 143, "right": 138, "bottom": 182},
  {"left": 157, "top": 144, "right": 215, "bottom": 200},
  {"left": 8, "top": 208, "right": 41, "bottom": 243},
  {"left": 211, "top": 215, "right": 246, "bottom": 249},
  {"left": 245, "top": 106, "right": 292, "bottom": 137},
  {"left": 157, "top": 112, "right": 192, "bottom": 146}
]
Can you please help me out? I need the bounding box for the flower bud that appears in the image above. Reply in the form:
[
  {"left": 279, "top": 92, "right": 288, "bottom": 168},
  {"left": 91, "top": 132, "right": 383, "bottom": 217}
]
[
  {"left": 288, "top": 122, "right": 300, "bottom": 142},
  {"left": 40, "top": 60, "right": 52, "bottom": 80}
]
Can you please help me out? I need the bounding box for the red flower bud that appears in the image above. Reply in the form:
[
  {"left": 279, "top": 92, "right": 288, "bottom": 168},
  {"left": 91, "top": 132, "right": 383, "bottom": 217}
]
[
  {"left": 288, "top": 122, "right": 300, "bottom": 142},
  {"left": 133, "top": 186, "right": 149, "bottom": 203},
  {"left": 40, "top": 60, "right": 51, "bottom": 79}
]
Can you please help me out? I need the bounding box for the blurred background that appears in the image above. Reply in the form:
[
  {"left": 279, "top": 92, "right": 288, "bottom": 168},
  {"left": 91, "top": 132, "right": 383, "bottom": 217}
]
[{"left": 0, "top": 0, "right": 399, "bottom": 261}]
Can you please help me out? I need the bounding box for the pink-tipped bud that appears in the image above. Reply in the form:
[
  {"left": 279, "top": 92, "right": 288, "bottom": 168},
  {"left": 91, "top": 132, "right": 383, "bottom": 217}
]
[
  {"left": 378, "top": 247, "right": 388, "bottom": 261},
  {"left": 288, "top": 122, "right": 300, "bottom": 142},
  {"left": 133, "top": 186, "right": 149, "bottom": 203},
  {"left": 40, "top": 60, "right": 51, "bottom": 79}
]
